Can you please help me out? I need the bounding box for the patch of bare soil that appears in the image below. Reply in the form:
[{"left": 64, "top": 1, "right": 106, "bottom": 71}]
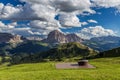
[{"left": 56, "top": 63, "right": 95, "bottom": 69}]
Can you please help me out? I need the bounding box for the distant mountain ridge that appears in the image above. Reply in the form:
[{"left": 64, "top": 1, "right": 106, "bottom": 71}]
[
  {"left": 0, "top": 33, "right": 25, "bottom": 43},
  {"left": 90, "top": 36, "right": 120, "bottom": 42},
  {"left": 42, "top": 30, "right": 84, "bottom": 44},
  {"left": 83, "top": 36, "right": 120, "bottom": 52},
  {"left": 0, "top": 31, "right": 120, "bottom": 52},
  {"left": 42, "top": 30, "right": 120, "bottom": 52}
]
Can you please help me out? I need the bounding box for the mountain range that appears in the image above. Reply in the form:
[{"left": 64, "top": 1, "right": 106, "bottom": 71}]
[
  {"left": 42, "top": 30, "right": 83, "bottom": 44},
  {"left": 0, "top": 31, "right": 120, "bottom": 64},
  {"left": 42, "top": 30, "right": 120, "bottom": 52},
  {"left": 83, "top": 36, "right": 120, "bottom": 51},
  {"left": 0, "top": 30, "right": 120, "bottom": 52},
  {"left": 0, "top": 33, "right": 25, "bottom": 43}
]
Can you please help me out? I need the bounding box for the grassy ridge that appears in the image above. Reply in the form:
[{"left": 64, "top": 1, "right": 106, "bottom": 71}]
[{"left": 0, "top": 57, "right": 120, "bottom": 80}]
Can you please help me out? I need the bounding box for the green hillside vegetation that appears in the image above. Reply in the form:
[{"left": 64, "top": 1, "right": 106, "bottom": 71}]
[
  {"left": 99, "top": 47, "right": 120, "bottom": 57},
  {"left": 45, "top": 42, "right": 97, "bottom": 61},
  {"left": 9, "top": 41, "right": 50, "bottom": 54},
  {"left": 0, "top": 43, "right": 15, "bottom": 56},
  {"left": 0, "top": 57, "right": 120, "bottom": 80},
  {"left": 7, "top": 42, "right": 97, "bottom": 64}
]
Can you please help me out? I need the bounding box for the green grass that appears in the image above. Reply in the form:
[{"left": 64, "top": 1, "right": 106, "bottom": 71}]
[{"left": 0, "top": 57, "right": 120, "bottom": 80}]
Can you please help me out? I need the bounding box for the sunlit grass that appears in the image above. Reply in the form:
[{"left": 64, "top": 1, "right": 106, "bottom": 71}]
[{"left": 0, "top": 57, "right": 120, "bottom": 80}]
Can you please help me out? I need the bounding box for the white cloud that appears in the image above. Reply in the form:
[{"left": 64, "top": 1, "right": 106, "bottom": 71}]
[
  {"left": 0, "top": 21, "right": 17, "bottom": 29},
  {"left": 20, "top": 0, "right": 94, "bottom": 13},
  {"left": 59, "top": 13, "right": 81, "bottom": 27},
  {"left": 77, "top": 26, "right": 116, "bottom": 39},
  {"left": 0, "top": 0, "right": 120, "bottom": 37},
  {"left": 88, "top": 19, "right": 98, "bottom": 23},
  {"left": 92, "top": 0, "right": 120, "bottom": 12},
  {"left": 1, "top": 27, "right": 32, "bottom": 36},
  {"left": 54, "top": 0, "right": 94, "bottom": 13},
  {"left": 0, "top": 0, "right": 95, "bottom": 36},
  {"left": 29, "top": 20, "right": 61, "bottom": 35},
  {"left": 0, "top": 21, "right": 6, "bottom": 27},
  {"left": 0, "top": 3, "right": 56, "bottom": 21},
  {"left": 81, "top": 22, "right": 88, "bottom": 26},
  {"left": 0, "top": 0, "right": 95, "bottom": 21},
  {"left": 30, "top": 20, "right": 60, "bottom": 30},
  {"left": 0, "top": 3, "right": 22, "bottom": 20}
]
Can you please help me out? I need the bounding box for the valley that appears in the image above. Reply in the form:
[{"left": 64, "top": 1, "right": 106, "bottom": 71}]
[
  {"left": 0, "top": 0, "right": 120, "bottom": 80},
  {"left": 0, "top": 31, "right": 120, "bottom": 80}
]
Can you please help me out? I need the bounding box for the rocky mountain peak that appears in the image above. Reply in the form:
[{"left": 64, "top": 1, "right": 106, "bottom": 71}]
[
  {"left": 45, "top": 30, "right": 67, "bottom": 43},
  {"left": 66, "top": 33, "right": 84, "bottom": 43},
  {"left": 42, "top": 30, "right": 84, "bottom": 44},
  {"left": 0, "top": 33, "right": 24, "bottom": 43}
]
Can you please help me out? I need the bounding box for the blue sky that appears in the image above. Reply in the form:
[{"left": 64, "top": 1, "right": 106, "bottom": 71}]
[
  {"left": 0, "top": 0, "right": 24, "bottom": 5},
  {"left": 0, "top": 0, "right": 120, "bottom": 39}
]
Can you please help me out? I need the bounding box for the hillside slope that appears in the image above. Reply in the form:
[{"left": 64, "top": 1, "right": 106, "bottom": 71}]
[
  {"left": 9, "top": 41, "right": 50, "bottom": 54},
  {"left": 83, "top": 36, "right": 120, "bottom": 51},
  {"left": 99, "top": 47, "right": 120, "bottom": 57},
  {"left": 10, "top": 42, "right": 98, "bottom": 64}
]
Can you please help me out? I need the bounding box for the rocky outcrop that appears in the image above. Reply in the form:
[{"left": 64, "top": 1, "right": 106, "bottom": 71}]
[
  {"left": 42, "top": 30, "right": 84, "bottom": 44},
  {"left": 66, "top": 34, "right": 84, "bottom": 43},
  {"left": 0, "top": 33, "right": 24, "bottom": 43}
]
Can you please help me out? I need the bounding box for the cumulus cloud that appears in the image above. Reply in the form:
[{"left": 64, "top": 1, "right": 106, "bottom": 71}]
[
  {"left": 0, "top": 0, "right": 96, "bottom": 37},
  {"left": 0, "top": 3, "right": 56, "bottom": 21},
  {"left": 59, "top": 13, "right": 81, "bottom": 27},
  {"left": 3, "top": 28, "right": 32, "bottom": 36},
  {"left": 0, "top": 0, "right": 95, "bottom": 21},
  {"left": 88, "top": 19, "right": 98, "bottom": 23},
  {"left": 54, "top": 0, "right": 94, "bottom": 13},
  {"left": 0, "top": 21, "right": 17, "bottom": 29},
  {"left": 20, "top": 0, "right": 94, "bottom": 13},
  {"left": 0, "top": 0, "right": 120, "bottom": 38},
  {"left": 29, "top": 20, "right": 62, "bottom": 35},
  {"left": 77, "top": 26, "right": 116, "bottom": 39},
  {"left": 30, "top": 20, "right": 60, "bottom": 29},
  {"left": 92, "top": 0, "right": 120, "bottom": 12},
  {"left": 0, "top": 21, "right": 34, "bottom": 36},
  {"left": 0, "top": 3, "right": 22, "bottom": 20}
]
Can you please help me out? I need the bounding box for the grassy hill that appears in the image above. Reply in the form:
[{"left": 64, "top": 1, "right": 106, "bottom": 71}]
[
  {"left": 0, "top": 41, "right": 98, "bottom": 64},
  {"left": 0, "top": 57, "right": 120, "bottom": 80},
  {"left": 45, "top": 42, "right": 98, "bottom": 60},
  {"left": 9, "top": 42, "right": 98, "bottom": 64}
]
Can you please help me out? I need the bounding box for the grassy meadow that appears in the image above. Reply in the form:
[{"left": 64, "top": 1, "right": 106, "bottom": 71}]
[{"left": 0, "top": 57, "right": 120, "bottom": 80}]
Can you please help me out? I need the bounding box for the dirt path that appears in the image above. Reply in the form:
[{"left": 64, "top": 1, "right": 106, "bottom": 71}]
[{"left": 56, "top": 62, "right": 95, "bottom": 69}]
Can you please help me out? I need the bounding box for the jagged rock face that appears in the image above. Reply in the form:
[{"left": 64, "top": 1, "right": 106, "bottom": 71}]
[
  {"left": 0, "top": 33, "right": 23, "bottom": 43},
  {"left": 66, "top": 34, "right": 83, "bottom": 43},
  {"left": 44, "top": 30, "right": 67, "bottom": 43},
  {"left": 9, "top": 35, "right": 23, "bottom": 43},
  {"left": 42, "top": 30, "right": 83, "bottom": 44}
]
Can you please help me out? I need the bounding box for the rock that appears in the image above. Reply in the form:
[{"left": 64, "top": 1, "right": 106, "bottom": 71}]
[
  {"left": 0, "top": 33, "right": 24, "bottom": 43},
  {"left": 42, "top": 30, "right": 84, "bottom": 44}
]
